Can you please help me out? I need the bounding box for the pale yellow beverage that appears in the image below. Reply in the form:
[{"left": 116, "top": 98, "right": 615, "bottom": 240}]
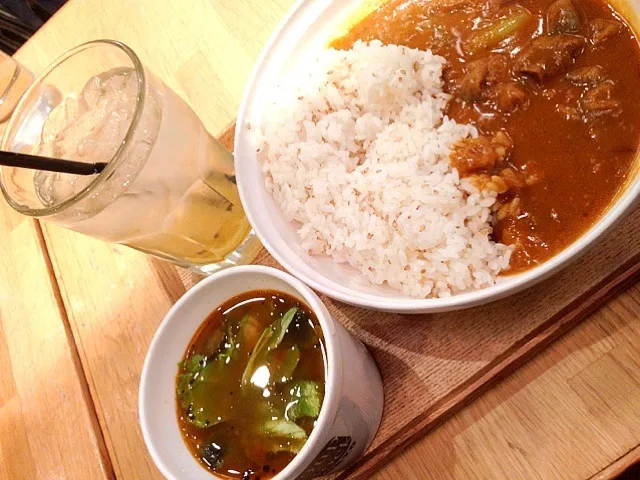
[
  {"left": 122, "top": 139, "right": 255, "bottom": 266},
  {"left": 0, "top": 41, "right": 260, "bottom": 274}
]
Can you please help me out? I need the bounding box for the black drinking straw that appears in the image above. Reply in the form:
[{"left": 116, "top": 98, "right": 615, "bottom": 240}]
[{"left": 0, "top": 151, "right": 108, "bottom": 175}]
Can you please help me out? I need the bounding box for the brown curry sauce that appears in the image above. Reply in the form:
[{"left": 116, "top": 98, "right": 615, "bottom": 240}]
[{"left": 332, "top": 0, "right": 640, "bottom": 272}]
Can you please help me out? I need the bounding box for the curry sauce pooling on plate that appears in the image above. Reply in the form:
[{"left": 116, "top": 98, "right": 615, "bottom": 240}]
[
  {"left": 333, "top": 0, "right": 640, "bottom": 272},
  {"left": 176, "top": 290, "right": 326, "bottom": 479}
]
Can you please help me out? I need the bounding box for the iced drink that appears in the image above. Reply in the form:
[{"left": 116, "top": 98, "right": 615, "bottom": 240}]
[{"left": 0, "top": 41, "right": 260, "bottom": 273}]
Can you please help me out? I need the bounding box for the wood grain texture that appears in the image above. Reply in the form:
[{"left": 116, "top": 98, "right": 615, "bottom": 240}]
[
  {"left": 0, "top": 204, "right": 111, "bottom": 479},
  {"left": 590, "top": 445, "right": 640, "bottom": 480},
  {"left": 9, "top": 0, "right": 640, "bottom": 479},
  {"left": 375, "top": 282, "right": 640, "bottom": 480}
]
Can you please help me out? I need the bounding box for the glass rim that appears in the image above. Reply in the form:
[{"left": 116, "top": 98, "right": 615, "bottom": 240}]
[{"left": 0, "top": 39, "right": 147, "bottom": 217}]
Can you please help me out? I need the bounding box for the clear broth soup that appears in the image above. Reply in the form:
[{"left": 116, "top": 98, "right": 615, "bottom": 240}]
[{"left": 176, "top": 290, "right": 326, "bottom": 479}]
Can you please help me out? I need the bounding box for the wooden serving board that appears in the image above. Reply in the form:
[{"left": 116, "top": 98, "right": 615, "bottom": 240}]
[{"left": 173, "top": 125, "right": 640, "bottom": 479}]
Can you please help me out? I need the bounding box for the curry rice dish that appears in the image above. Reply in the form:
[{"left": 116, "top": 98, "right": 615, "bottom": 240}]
[{"left": 256, "top": 0, "right": 640, "bottom": 298}]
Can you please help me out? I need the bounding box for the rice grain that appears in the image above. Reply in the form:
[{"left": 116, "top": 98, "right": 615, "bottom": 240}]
[{"left": 255, "top": 40, "right": 512, "bottom": 298}]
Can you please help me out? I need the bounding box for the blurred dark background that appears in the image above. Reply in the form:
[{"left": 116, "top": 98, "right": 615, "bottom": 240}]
[
  {"left": 0, "top": 0, "right": 65, "bottom": 54},
  {"left": 619, "top": 461, "right": 640, "bottom": 480}
]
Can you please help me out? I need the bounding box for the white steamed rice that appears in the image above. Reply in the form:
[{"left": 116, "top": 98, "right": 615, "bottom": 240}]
[{"left": 254, "top": 40, "right": 512, "bottom": 298}]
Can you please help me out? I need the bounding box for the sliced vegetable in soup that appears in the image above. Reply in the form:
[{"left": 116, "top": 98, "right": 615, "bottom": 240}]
[
  {"left": 176, "top": 290, "right": 326, "bottom": 479},
  {"left": 333, "top": 0, "right": 640, "bottom": 272}
]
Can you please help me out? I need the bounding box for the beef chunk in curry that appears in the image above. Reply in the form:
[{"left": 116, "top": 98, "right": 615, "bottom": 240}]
[
  {"left": 514, "top": 34, "right": 587, "bottom": 81},
  {"left": 333, "top": 0, "right": 640, "bottom": 272},
  {"left": 450, "top": 132, "right": 513, "bottom": 175},
  {"left": 589, "top": 18, "right": 622, "bottom": 43},
  {"left": 547, "top": 0, "right": 583, "bottom": 34},
  {"left": 565, "top": 65, "right": 606, "bottom": 86},
  {"left": 484, "top": 81, "right": 529, "bottom": 112}
]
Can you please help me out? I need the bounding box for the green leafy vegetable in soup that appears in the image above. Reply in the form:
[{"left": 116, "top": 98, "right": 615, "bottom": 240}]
[{"left": 176, "top": 290, "right": 326, "bottom": 480}]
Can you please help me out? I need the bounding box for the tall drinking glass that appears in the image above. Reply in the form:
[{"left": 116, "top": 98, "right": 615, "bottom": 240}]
[
  {"left": 0, "top": 40, "right": 261, "bottom": 274},
  {"left": 0, "top": 52, "right": 33, "bottom": 121}
]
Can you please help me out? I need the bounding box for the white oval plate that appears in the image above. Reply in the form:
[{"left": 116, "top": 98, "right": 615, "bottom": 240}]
[{"left": 234, "top": 0, "right": 640, "bottom": 313}]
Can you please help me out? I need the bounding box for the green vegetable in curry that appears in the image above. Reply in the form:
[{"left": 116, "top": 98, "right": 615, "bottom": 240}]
[{"left": 463, "top": 5, "right": 532, "bottom": 55}]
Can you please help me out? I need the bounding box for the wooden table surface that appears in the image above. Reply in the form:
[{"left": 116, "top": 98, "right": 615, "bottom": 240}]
[{"left": 1, "top": 0, "right": 639, "bottom": 479}]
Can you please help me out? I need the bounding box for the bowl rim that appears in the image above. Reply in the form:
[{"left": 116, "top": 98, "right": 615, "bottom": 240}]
[
  {"left": 139, "top": 265, "right": 341, "bottom": 480},
  {"left": 234, "top": 0, "right": 640, "bottom": 313}
]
